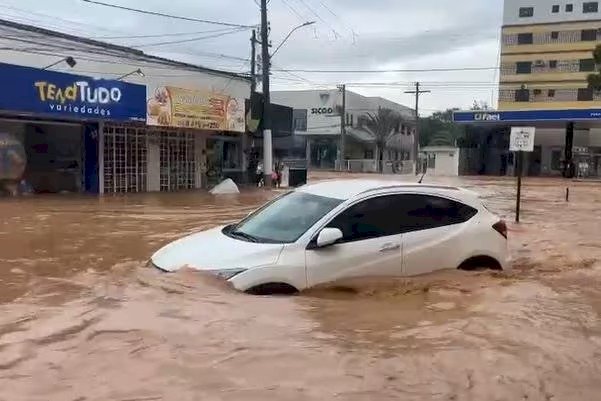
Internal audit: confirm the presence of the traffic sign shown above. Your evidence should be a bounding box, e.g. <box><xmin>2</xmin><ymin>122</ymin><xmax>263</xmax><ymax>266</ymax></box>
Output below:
<box><xmin>510</xmin><ymin>127</ymin><xmax>536</xmax><ymax>152</ymax></box>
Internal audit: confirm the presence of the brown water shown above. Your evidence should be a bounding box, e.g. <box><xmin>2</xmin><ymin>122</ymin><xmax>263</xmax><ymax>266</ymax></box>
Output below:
<box><xmin>1</xmin><ymin>173</ymin><xmax>601</xmax><ymax>400</ymax></box>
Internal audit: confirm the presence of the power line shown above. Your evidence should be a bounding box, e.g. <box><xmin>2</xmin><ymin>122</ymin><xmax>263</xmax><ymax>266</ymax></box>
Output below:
<box><xmin>94</xmin><ymin>28</ymin><xmax>244</xmax><ymax>40</ymax></box>
<box><xmin>280</xmin><ymin>0</ymin><xmax>306</xmax><ymax>22</ymax></box>
<box><xmin>294</xmin><ymin>0</ymin><xmax>342</xmax><ymax>38</ymax></box>
<box><xmin>81</xmin><ymin>0</ymin><xmax>257</xmax><ymax>28</ymax></box>
<box><xmin>132</xmin><ymin>28</ymin><xmax>248</xmax><ymax>47</ymax></box>
<box><xmin>273</xmin><ymin>66</ymin><xmax>500</xmax><ymax>73</ymax></box>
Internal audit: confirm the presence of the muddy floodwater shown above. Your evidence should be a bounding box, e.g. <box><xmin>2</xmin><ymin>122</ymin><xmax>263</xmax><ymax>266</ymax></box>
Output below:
<box><xmin>1</xmin><ymin>173</ymin><xmax>601</xmax><ymax>401</ymax></box>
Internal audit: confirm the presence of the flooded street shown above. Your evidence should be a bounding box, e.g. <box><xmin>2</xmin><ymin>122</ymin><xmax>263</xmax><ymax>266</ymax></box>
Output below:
<box><xmin>1</xmin><ymin>173</ymin><xmax>601</xmax><ymax>400</ymax></box>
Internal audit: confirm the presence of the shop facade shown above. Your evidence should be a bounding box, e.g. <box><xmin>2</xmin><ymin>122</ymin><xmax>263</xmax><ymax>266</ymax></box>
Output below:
<box><xmin>0</xmin><ymin>19</ymin><xmax>251</xmax><ymax>195</ymax></box>
<box><xmin>0</xmin><ymin>62</ymin><xmax>145</xmax><ymax>195</ymax></box>
<box><xmin>0</xmin><ymin>60</ymin><xmax>250</xmax><ymax>195</ymax></box>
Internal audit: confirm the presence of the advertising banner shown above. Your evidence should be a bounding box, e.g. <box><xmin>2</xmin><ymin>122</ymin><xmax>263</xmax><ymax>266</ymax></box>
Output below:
<box><xmin>146</xmin><ymin>86</ymin><xmax>245</xmax><ymax>133</ymax></box>
<box><xmin>0</xmin><ymin>62</ymin><xmax>146</xmax><ymax>122</ymax></box>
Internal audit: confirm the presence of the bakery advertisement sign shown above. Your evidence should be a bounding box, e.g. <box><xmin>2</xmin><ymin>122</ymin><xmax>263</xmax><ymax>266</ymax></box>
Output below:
<box><xmin>147</xmin><ymin>86</ymin><xmax>245</xmax><ymax>133</ymax></box>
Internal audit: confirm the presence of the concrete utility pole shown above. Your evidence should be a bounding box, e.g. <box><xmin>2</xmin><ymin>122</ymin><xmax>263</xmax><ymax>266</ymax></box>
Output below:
<box><xmin>250</xmin><ymin>30</ymin><xmax>257</xmax><ymax>93</ymax></box>
<box><xmin>405</xmin><ymin>82</ymin><xmax>430</xmax><ymax>175</ymax></box>
<box><xmin>260</xmin><ymin>0</ymin><xmax>273</xmax><ymax>187</ymax></box>
<box><xmin>337</xmin><ymin>84</ymin><xmax>346</xmax><ymax>171</ymax></box>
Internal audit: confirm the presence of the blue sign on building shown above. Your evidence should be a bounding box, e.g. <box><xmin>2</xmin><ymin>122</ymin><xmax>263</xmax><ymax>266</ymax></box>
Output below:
<box><xmin>0</xmin><ymin>62</ymin><xmax>146</xmax><ymax>122</ymax></box>
<box><xmin>453</xmin><ymin>109</ymin><xmax>601</xmax><ymax>123</ymax></box>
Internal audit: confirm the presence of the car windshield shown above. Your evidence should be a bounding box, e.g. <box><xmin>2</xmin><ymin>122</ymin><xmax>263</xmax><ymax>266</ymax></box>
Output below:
<box><xmin>230</xmin><ymin>191</ymin><xmax>343</xmax><ymax>244</ymax></box>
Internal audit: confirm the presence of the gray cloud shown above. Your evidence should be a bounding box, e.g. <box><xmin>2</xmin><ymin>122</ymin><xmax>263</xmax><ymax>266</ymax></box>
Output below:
<box><xmin>0</xmin><ymin>0</ymin><xmax>504</xmax><ymax>112</ymax></box>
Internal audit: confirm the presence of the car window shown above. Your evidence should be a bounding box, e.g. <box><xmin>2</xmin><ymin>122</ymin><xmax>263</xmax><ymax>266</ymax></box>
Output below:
<box><xmin>326</xmin><ymin>195</ymin><xmax>405</xmax><ymax>243</ymax></box>
<box><xmin>400</xmin><ymin>194</ymin><xmax>477</xmax><ymax>232</ymax></box>
<box><xmin>326</xmin><ymin>194</ymin><xmax>477</xmax><ymax>243</ymax></box>
<box><xmin>232</xmin><ymin>191</ymin><xmax>342</xmax><ymax>243</ymax></box>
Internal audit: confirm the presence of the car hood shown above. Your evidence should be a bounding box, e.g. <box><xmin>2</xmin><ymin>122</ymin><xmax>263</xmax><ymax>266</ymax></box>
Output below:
<box><xmin>151</xmin><ymin>226</ymin><xmax>284</xmax><ymax>272</ymax></box>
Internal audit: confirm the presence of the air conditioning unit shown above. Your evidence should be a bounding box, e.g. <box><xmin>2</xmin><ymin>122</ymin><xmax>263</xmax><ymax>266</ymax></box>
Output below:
<box><xmin>534</xmin><ymin>60</ymin><xmax>545</xmax><ymax>67</ymax></box>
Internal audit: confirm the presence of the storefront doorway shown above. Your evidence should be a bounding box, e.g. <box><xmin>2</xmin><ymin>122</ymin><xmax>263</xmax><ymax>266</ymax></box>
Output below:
<box><xmin>159</xmin><ymin>130</ymin><xmax>195</xmax><ymax>192</ymax></box>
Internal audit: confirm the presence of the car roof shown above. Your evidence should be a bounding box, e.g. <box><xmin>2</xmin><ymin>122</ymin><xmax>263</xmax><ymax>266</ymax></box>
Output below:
<box><xmin>296</xmin><ymin>179</ymin><xmax>482</xmax><ymax>205</ymax></box>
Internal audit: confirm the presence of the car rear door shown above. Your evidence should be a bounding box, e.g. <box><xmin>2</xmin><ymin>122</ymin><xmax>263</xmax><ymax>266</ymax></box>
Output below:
<box><xmin>305</xmin><ymin>194</ymin><xmax>405</xmax><ymax>288</ymax></box>
<box><xmin>398</xmin><ymin>194</ymin><xmax>478</xmax><ymax>276</ymax></box>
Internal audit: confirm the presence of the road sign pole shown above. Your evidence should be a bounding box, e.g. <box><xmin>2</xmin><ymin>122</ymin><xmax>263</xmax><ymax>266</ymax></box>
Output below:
<box><xmin>515</xmin><ymin>151</ymin><xmax>523</xmax><ymax>223</ymax></box>
<box><xmin>509</xmin><ymin>127</ymin><xmax>535</xmax><ymax>224</ymax></box>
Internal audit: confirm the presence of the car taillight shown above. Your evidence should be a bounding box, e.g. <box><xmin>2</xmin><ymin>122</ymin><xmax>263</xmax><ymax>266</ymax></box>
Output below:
<box><xmin>492</xmin><ymin>220</ymin><xmax>508</xmax><ymax>239</ymax></box>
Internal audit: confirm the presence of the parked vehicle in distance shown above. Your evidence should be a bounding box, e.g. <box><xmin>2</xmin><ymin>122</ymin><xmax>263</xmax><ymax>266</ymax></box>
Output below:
<box><xmin>150</xmin><ymin>179</ymin><xmax>510</xmax><ymax>294</ymax></box>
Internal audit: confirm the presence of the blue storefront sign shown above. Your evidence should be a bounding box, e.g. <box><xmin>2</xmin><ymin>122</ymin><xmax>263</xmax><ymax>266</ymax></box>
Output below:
<box><xmin>0</xmin><ymin>62</ymin><xmax>146</xmax><ymax>122</ymax></box>
<box><xmin>453</xmin><ymin>109</ymin><xmax>601</xmax><ymax>123</ymax></box>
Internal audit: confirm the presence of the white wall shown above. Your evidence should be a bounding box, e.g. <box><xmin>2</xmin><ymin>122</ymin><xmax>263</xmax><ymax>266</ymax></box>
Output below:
<box><xmin>271</xmin><ymin>89</ymin><xmax>342</xmax><ymax>136</ymax></box>
<box><xmin>423</xmin><ymin>147</ymin><xmax>459</xmax><ymax>176</ymax></box>
<box><xmin>271</xmin><ymin>89</ymin><xmax>415</xmax><ymax>137</ymax></box>
<box><xmin>534</xmin><ymin>128</ymin><xmax>591</xmax><ymax>147</ymax></box>
<box><xmin>504</xmin><ymin>0</ymin><xmax>601</xmax><ymax>26</ymax></box>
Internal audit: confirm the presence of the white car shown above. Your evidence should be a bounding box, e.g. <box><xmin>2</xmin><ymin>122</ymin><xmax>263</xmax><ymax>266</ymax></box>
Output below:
<box><xmin>151</xmin><ymin>179</ymin><xmax>509</xmax><ymax>294</ymax></box>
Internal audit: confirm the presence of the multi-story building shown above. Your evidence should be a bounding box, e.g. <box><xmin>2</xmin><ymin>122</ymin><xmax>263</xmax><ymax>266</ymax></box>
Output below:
<box><xmin>500</xmin><ymin>0</ymin><xmax>601</xmax><ymax>110</ymax></box>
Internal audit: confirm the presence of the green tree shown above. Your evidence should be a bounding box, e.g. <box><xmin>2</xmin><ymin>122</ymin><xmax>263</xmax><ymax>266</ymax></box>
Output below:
<box><xmin>364</xmin><ymin>108</ymin><xmax>403</xmax><ymax>172</ymax></box>
<box><xmin>419</xmin><ymin>108</ymin><xmax>464</xmax><ymax>147</ymax></box>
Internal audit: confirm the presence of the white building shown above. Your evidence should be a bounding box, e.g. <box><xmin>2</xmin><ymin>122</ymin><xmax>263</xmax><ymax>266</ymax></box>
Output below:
<box><xmin>271</xmin><ymin>89</ymin><xmax>415</xmax><ymax>172</ymax></box>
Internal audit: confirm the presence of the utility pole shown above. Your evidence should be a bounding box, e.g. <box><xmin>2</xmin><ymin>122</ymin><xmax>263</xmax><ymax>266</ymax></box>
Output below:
<box><xmin>337</xmin><ymin>84</ymin><xmax>346</xmax><ymax>171</ymax></box>
<box><xmin>250</xmin><ymin>29</ymin><xmax>257</xmax><ymax>93</ymax></box>
<box><xmin>260</xmin><ymin>0</ymin><xmax>273</xmax><ymax>187</ymax></box>
<box><xmin>405</xmin><ymin>82</ymin><xmax>430</xmax><ymax>175</ymax></box>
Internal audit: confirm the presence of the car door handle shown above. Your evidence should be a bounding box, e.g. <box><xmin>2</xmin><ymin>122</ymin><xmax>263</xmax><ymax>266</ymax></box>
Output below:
<box><xmin>379</xmin><ymin>243</ymin><xmax>400</xmax><ymax>252</ymax></box>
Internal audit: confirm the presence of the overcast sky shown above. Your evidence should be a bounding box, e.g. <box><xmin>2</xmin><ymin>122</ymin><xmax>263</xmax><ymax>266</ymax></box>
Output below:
<box><xmin>0</xmin><ymin>0</ymin><xmax>503</xmax><ymax>114</ymax></box>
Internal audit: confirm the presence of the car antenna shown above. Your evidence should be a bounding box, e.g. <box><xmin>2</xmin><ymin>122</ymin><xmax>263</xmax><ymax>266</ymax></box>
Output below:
<box><xmin>418</xmin><ymin>170</ymin><xmax>426</xmax><ymax>184</ymax></box>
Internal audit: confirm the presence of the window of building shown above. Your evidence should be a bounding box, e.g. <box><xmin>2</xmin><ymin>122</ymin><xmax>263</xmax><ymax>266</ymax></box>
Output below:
<box><xmin>519</xmin><ymin>7</ymin><xmax>534</xmax><ymax>17</ymax></box>
<box><xmin>566</xmin><ymin>4</ymin><xmax>574</xmax><ymax>12</ymax></box>
<box><xmin>515</xmin><ymin>88</ymin><xmax>530</xmax><ymax>102</ymax></box>
<box><xmin>551</xmin><ymin>150</ymin><xmax>562</xmax><ymax>171</ymax></box>
<box><xmin>583</xmin><ymin>2</ymin><xmax>599</xmax><ymax>13</ymax></box>
<box><xmin>516</xmin><ymin>61</ymin><xmax>533</xmax><ymax>74</ymax></box>
<box><xmin>517</xmin><ymin>33</ymin><xmax>534</xmax><ymax>44</ymax></box>
<box><xmin>293</xmin><ymin>109</ymin><xmax>307</xmax><ymax>132</ymax></box>
<box><xmin>581</xmin><ymin>29</ymin><xmax>598</xmax><ymax>41</ymax></box>
<box><xmin>580</xmin><ymin>58</ymin><xmax>596</xmax><ymax>72</ymax></box>
<box><xmin>549</xmin><ymin>60</ymin><xmax>558</xmax><ymax>69</ymax></box>
<box><xmin>551</xmin><ymin>31</ymin><xmax>560</xmax><ymax>39</ymax></box>
<box><xmin>364</xmin><ymin>150</ymin><xmax>374</xmax><ymax>159</ymax></box>
<box><xmin>533</xmin><ymin>89</ymin><xmax>542</xmax><ymax>95</ymax></box>
<box><xmin>548</xmin><ymin>89</ymin><xmax>556</xmax><ymax>97</ymax></box>
<box><xmin>552</xmin><ymin>4</ymin><xmax>560</xmax><ymax>12</ymax></box>
<box><xmin>578</xmin><ymin>88</ymin><xmax>594</xmax><ymax>101</ymax></box>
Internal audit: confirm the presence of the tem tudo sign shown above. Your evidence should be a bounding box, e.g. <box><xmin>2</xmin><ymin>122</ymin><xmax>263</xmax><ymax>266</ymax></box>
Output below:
<box><xmin>510</xmin><ymin>127</ymin><xmax>536</xmax><ymax>152</ymax></box>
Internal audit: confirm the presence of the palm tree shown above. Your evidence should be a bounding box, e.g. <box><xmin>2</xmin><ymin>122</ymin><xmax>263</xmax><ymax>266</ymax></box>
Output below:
<box><xmin>363</xmin><ymin>108</ymin><xmax>403</xmax><ymax>172</ymax></box>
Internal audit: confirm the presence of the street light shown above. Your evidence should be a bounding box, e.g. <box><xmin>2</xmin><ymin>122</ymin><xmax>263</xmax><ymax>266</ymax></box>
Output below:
<box><xmin>117</xmin><ymin>69</ymin><xmax>145</xmax><ymax>80</ymax></box>
<box><xmin>43</xmin><ymin>56</ymin><xmax>77</xmax><ymax>70</ymax></box>
<box><xmin>271</xmin><ymin>21</ymin><xmax>315</xmax><ymax>58</ymax></box>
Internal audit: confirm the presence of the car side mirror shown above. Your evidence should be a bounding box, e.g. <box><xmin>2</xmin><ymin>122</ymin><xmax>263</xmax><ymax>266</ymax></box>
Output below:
<box><xmin>316</xmin><ymin>228</ymin><xmax>343</xmax><ymax>248</ymax></box>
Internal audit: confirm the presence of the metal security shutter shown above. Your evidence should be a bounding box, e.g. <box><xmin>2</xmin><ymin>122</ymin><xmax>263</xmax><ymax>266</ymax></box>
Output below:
<box><xmin>103</xmin><ymin>124</ymin><xmax>148</xmax><ymax>193</ymax></box>
<box><xmin>159</xmin><ymin>130</ymin><xmax>196</xmax><ymax>191</ymax></box>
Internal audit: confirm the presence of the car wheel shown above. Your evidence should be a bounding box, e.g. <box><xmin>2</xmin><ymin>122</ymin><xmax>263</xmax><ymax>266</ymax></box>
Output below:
<box><xmin>458</xmin><ymin>256</ymin><xmax>502</xmax><ymax>271</ymax></box>
<box><xmin>245</xmin><ymin>283</ymin><xmax>299</xmax><ymax>296</ymax></box>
